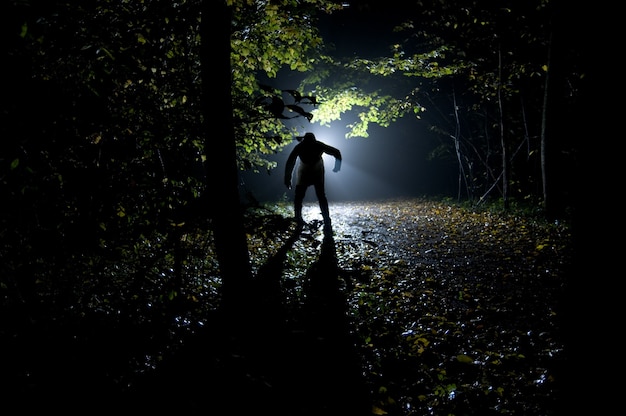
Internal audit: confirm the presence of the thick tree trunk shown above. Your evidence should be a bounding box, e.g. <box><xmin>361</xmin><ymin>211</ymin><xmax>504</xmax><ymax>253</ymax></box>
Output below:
<box><xmin>200</xmin><ymin>1</ymin><xmax>253</xmax><ymax>312</ymax></box>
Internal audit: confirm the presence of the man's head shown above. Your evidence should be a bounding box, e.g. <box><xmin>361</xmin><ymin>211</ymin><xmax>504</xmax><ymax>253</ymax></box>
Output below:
<box><xmin>295</xmin><ymin>132</ymin><xmax>316</xmax><ymax>142</ymax></box>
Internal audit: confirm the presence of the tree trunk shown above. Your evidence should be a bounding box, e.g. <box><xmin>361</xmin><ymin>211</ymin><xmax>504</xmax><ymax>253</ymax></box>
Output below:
<box><xmin>200</xmin><ymin>0</ymin><xmax>253</xmax><ymax>313</ymax></box>
<box><xmin>540</xmin><ymin>31</ymin><xmax>552</xmax><ymax>217</ymax></box>
<box><xmin>496</xmin><ymin>47</ymin><xmax>509</xmax><ymax>210</ymax></box>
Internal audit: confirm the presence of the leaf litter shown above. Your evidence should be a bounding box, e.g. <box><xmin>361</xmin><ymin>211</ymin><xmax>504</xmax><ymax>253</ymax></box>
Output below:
<box><xmin>3</xmin><ymin>197</ymin><xmax>572</xmax><ymax>415</ymax></box>
<box><xmin>241</xmin><ymin>197</ymin><xmax>572</xmax><ymax>415</ymax></box>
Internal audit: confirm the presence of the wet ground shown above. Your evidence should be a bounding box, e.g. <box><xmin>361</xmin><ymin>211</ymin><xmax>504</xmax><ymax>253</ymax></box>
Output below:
<box><xmin>4</xmin><ymin>198</ymin><xmax>574</xmax><ymax>415</ymax></box>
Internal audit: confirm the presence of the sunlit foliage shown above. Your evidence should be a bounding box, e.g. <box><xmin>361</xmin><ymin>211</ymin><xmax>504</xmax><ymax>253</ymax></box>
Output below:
<box><xmin>1</xmin><ymin>1</ymin><xmax>580</xmax><ymax>411</ymax></box>
<box><xmin>295</xmin><ymin>0</ymin><xmax>580</xmax><ymax>208</ymax></box>
<box><xmin>229</xmin><ymin>0</ymin><xmax>344</xmax><ymax>172</ymax></box>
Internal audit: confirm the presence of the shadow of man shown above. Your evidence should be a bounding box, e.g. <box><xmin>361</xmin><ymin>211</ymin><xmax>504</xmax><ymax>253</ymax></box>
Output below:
<box><xmin>123</xmin><ymin>222</ymin><xmax>372</xmax><ymax>415</ymax></box>
<box><xmin>289</xmin><ymin>233</ymin><xmax>371</xmax><ymax>415</ymax></box>
<box><xmin>302</xmin><ymin>233</ymin><xmax>347</xmax><ymax>334</ymax></box>
<box><xmin>240</xmin><ymin>225</ymin><xmax>371</xmax><ymax>415</ymax></box>
<box><xmin>251</xmin><ymin>221</ymin><xmax>303</xmax><ymax>327</ymax></box>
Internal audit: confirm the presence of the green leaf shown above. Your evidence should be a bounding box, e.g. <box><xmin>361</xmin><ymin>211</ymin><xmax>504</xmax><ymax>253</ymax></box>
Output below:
<box><xmin>456</xmin><ymin>354</ymin><xmax>474</xmax><ymax>364</ymax></box>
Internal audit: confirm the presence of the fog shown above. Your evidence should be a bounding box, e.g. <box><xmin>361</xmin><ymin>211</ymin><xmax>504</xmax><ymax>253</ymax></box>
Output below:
<box><xmin>241</xmin><ymin>119</ymin><xmax>457</xmax><ymax>204</ymax></box>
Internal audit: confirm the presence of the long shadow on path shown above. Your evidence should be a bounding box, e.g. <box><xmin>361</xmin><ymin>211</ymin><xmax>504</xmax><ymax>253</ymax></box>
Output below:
<box><xmin>123</xmin><ymin>222</ymin><xmax>371</xmax><ymax>415</ymax></box>
<box><xmin>240</xmin><ymin>223</ymin><xmax>372</xmax><ymax>415</ymax></box>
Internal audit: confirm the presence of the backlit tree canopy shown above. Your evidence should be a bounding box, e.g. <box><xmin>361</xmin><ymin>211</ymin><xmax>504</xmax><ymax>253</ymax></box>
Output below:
<box><xmin>3</xmin><ymin>0</ymin><xmax>580</xmax><ymax>253</ymax></box>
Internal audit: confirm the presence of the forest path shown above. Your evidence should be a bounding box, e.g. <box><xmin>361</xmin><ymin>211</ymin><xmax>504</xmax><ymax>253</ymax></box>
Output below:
<box><xmin>5</xmin><ymin>198</ymin><xmax>573</xmax><ymax>415</ymax></box>
<box><xmin>132</xmin><ymin>198</ymin><xmax>572</xmax><ymax>415</ymax></box>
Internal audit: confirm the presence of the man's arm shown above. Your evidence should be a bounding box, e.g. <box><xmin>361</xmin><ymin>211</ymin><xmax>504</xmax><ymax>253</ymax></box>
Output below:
<box><xmin>284</xmin><ymin>147</ymin><xmax>298</xmax><ymax>188</ymax></box>
<box><xmin>322</xmin><ymin>143</ymin><xmax>342</xmax><ymax>172</ymax></box>
<box><xmin>332</xmin><ymin>157</ymin><xmax>342</xmax><ymax>173</ymax></box>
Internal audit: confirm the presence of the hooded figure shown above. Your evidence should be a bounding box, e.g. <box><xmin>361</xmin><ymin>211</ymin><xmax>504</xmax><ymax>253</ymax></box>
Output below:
<box><xmin>284</xmin><ymin>132</ymin><xmax>342</xmax><ymax>231</ymax></box>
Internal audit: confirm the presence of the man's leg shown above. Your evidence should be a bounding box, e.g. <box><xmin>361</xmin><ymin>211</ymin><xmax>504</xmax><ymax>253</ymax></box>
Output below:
<box><xmin>294</xmin><ymin>185</ymin><xmax>306</xmax><ymax>223</ymax></box>
<box><xmin>313</xmin><ymin>182</ymin><xmax>331</xmax><ymax>225</ymax></box>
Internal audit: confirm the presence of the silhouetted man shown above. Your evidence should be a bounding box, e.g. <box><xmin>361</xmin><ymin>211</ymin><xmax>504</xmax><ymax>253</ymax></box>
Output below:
<box><xmin>284</xmin><ymin>132</ymin><xmax>341</xmax><ymax>231</ymax></box>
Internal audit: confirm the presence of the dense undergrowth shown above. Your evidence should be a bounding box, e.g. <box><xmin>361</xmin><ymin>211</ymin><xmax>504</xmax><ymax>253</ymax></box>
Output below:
<box><xmin>1</xmin><ymin>197</ymin><xmax>573</xmax><ymax>415</ymax></box>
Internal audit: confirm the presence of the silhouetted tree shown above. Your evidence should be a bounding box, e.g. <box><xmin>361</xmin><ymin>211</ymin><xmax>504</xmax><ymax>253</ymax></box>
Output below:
<box><xmin>200</xmin><ymin>0</ymin><xmax>252</xmax><ymax>312</ymax></box>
